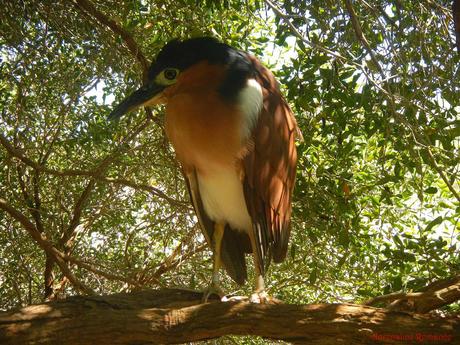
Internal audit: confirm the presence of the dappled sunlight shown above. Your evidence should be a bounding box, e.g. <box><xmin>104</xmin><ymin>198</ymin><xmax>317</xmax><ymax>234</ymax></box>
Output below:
<box><xmin>1</xmin><ymin>0</ymin><xmax>459</xmax><ymax>343</ymax></box>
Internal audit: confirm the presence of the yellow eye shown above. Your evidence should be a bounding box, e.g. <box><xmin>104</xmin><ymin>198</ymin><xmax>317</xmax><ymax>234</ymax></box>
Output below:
<box><xmin>156</xmin><ymin>68</ymin><xmax>179</xmax><ymax>85</ymax></box>
<box><xmin>164</xmin><ymin>68</ymin><xmax>178</xmax><ymax>80</ymax></box>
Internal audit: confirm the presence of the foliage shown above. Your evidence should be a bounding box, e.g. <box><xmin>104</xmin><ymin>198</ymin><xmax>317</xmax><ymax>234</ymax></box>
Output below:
<box><xmin>0</xmin><ymin>0</ymin><xmax>459</xmax><ymax>338</ymax></box>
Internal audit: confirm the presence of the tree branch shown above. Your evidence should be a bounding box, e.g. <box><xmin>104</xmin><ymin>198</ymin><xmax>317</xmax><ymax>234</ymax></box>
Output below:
<box><xmin>343</xmin><ymin>0</ymin><xmax>460</xmax><ymax>203</ymax></box>
<box><xmin>344</xmin><ymin>0</ymin><xmax>384</xmax><ymax>75</ymax></box>
<box><xmin>264</xmin><ymin>0</ymin><xmax>357</xmax><ymax>65</ymax></box>
<box><xmin>0</xmin><ymin>123</ymin><xmax>183</xmax><ymax>208</ymax></box>
<box><xmin>0</xmin><ymin>197</ymin><xmax>137</xmax><ymax>293</ymax></box>
<box><xmin>0</xmin><ymin>288</ymin><xmax>458</xmax><ymax>344</ymax></box>
<box><xmin>393</xmin><ymin>275</ymin><xmax>460</xmax><ymax>313</ymax></box>
<box><xmin>363</xmin><ymin>274</ymin><xmax>460</xmax><ymax>313</ymax></box>
<box><xmin>453</xmin><ymin>0</ymin><xmax>460</xmax><ymax>53</ymax></box>
<box><xmin>70</xmin><ymin>0</ymin><xmax>149</xmax><ymax>80</ymax></box>
<box><xmin>0</xmin><ymin>198</ymin><xmax>94</xmax><ymax>295</ymax></box>
<box><xmin>104</xmin><ymin>177</ymin><xmax>189</xmax><ymax>208</ymax></box>
<box><xmin>63</xmin><ymin>255</ymin><xmax>143</xmax><ymax>289</ymax></box>
<box><xmin>363</xmin><ymin>291</ymin><xmax>423</xmax><ymax>307</ymax></box>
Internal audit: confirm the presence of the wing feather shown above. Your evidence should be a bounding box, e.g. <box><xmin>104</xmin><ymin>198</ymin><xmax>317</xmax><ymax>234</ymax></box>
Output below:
<box><xmin>242</xmin><ymin>55</ymin><xmax>299</xmax><ymax>274</ymax></box>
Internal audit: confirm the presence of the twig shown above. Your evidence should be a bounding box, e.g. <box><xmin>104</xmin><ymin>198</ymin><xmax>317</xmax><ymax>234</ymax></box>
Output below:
<box><xmin>0</xmin><ymin>197</ymin><xmax>144</xmax><ymax>291</ymax></box>
<box><xmin>59</xmin><ymin>153</ymin><xmax>115</xmax><ymax>250</ymax></box>
<box><xmin>138</xmin><ymin>225</ymin><xmax>207</xmax><ymax>284</ymax></box>
<box><xmin>105</xmin><ymin>177</ymin><xmax>189</xmax><ymax>208</ymax></box>
<box><xmin>150</xmin><ymin>244</ymin><xmax>207</xmax><ymax>283</ymax></box>
<box><xmin>264</xmin><ymin>0</ymin><xmax>358</xmax><ymax>66</ymax></box>
<box><xmin>343</xmin><ymin>0</ymin><xmax>460</xmax><ymax>203</ymax></box>
<box><xmin>0</xmin><ymin>131</ymin><xmax>184</xmax><ymax>207</ymax></box>
<box><xmin>64</xmin><ymin>254</ymin><xmax>145</xmax><ymax>288</ymax></box>
<box><xmin>16</xmin><ymin>166</ymin><xmax>56</xmax><ymax>299</ymax></box>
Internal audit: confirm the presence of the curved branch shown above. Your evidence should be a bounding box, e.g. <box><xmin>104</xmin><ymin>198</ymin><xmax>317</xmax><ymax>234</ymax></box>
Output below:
<box><xmin>1</xmin><ymin>123</ymin><xmax>182</xmax><ymax>208</ymax></box>
<box><xmin>363</xmin><ymin>275</ymin><xmax>460</xmax><ymax>313</ymax></box>
<box><xmin>70</xmin><ymin>0</ymin><xmax>149</xmax><ymax>80</ymax></box>
<box><xmin>0</xmin><ymin>198</ymin><xmax>94</xmax><ymax>295</ymax></box>
<box><xmin>0</xmin><ymin>288</ymin><xmax>458</xmax><ymax>345</ymax></box>
<box><xmin>363</xmin><ymin>291</ymin><xmax>424</xmax><ymax>307</ymax></box>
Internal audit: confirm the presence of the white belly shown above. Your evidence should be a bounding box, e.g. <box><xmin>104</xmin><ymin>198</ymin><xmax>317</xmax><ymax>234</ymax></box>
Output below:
<box><xmin>197</xmin><ymin>167</ymin><xmax>252</xmax><ymax>232</ymax></box>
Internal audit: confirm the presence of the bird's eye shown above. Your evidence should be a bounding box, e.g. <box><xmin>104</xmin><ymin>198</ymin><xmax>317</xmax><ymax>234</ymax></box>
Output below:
<box><xmin>164</xmin><ymin>68</ymin><xmax>178</xmax><ymax>80</ymax></box>
<box><xmin>155</xmin><ymin>68</ymin><xmax>180</xmax><ymax>86</ymax></box>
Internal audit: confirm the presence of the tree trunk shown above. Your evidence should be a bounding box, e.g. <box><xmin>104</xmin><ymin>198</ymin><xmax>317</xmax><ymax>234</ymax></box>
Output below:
<box><xmin>0</xmin><ymin>288</ymin><xmax>458</xmax><ymax>344</ymax></box>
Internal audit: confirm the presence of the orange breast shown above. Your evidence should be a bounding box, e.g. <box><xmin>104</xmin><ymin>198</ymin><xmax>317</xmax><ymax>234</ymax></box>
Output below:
<box><xmin>163</xmin><ymin>63</ymin><xmax>244</xmax><ymax>174</ymax></box>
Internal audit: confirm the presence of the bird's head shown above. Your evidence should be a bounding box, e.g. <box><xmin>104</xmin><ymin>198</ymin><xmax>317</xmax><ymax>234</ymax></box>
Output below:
<box><xmin>108</xmin><ymin>37</ymin><xmax>250</xmax><ymax>121</ymax></box>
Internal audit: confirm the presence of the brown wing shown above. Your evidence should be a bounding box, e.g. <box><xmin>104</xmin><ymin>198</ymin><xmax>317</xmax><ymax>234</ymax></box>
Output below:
<box><xmin>184</xmin><ymin>169</ymin><xmax>251</xmax><ymax>285</ymax></box>
<box><xmin>242</xmin><ymin>55</ymin><xmax>299</xmax><ymax>274</ymax></box>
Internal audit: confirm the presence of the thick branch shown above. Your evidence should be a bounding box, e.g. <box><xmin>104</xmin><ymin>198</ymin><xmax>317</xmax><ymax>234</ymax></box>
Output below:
<box><xmin>393</xmin><ymin>275</ymin><xmax>460</xmax><ymax>313</ymax></box>
<box><xmin>0</xmin><ymin>288</ymin><xmax>458</xmax><ymax>345</ymax></box>
<box><xmin>363</xmin><ymin>291</ymin><xmax>423</xmax><ymax>307</ymax></box>
<box><xmin>363</xmin><ymin>275</ymin><xmax>460</xmax><ymax>314</ymax></box>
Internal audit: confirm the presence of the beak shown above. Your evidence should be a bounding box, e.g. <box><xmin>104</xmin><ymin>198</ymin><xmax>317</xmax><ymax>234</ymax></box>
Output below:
<box><xmin>107</xmin><ymin>82</ymin><xmax>165</xmax><ymax>121</ymax></box>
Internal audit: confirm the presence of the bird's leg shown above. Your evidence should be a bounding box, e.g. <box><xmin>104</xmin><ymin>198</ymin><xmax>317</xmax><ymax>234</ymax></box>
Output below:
<box><xmin>202</xmin><ymin>222</ymin><xmax>225</xmax><ymax>302</ymax></box>
<box><xmin>250</xmin><ymin>258</ymin><xmax>269</xmax><ymax>303</ymax></box>
<box><xmin>248</xmin><ymin>228</ymin><xmax>269</xmax><ymax>303</ymax></box>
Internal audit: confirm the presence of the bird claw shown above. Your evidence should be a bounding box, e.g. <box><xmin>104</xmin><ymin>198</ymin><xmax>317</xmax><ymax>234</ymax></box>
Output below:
<box><xmin>201</xmin><ymin>284</ymin><xmax>224</xmax><ymax>303</ymax></box>
<box><xmin>250</xmin><ymin>290</ymin><xmax>269</xmax><ymax>303</ymax></box>
<box><xmin>221</xmin><ymin>293</ymin><xmax>280</xmax><ymax>304</ymax></box>
<box><xmin>221</xmin><ymin>295</ymin><xmax>248</xmax><ymax>302</ymax></box>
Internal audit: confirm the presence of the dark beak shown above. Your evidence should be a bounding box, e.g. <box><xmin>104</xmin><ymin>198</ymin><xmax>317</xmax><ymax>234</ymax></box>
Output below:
<box><xmin>107</xmin><ymin>83</ymin><xmax>165</xmax><ymax>121</ymax></box>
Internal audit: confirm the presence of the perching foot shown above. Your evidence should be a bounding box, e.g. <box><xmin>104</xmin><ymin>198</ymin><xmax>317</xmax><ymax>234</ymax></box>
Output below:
<box><xmin>201</xmin><ymin>283</ymin><xmax>224</xmax><ymax>303</ymax></box>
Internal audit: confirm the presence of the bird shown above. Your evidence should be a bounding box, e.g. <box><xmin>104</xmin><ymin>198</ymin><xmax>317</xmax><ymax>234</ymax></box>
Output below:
<box><xmin>109</xmin><ymin>37</ymin><xmax>299</xmax><ymax>302</ymax></box>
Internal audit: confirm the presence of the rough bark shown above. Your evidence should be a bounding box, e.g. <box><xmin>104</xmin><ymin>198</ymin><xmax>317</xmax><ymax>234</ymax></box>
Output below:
<box><xmin>363</xmin><ymin>274</ymin><xmax>460</xmax><ymax>314</ymax></box>
<box><xmin>0</xmin><ymin>288</ymin><xmax>458</xmax><ymax>344</ymax></box>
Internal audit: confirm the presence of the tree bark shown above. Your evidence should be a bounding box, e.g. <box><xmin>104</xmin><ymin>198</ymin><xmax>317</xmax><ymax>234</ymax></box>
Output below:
<box><xmin>0</xmin><ymin>288</ymin><xmax>458</xmax><ymax>344</ymax></box>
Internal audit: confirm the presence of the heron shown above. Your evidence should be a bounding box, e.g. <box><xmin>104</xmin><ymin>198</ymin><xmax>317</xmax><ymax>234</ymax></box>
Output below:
<box><xmin>109</xmin><ymin>37</ymin><xmax>299</xmax><ymax>302</ymax></box>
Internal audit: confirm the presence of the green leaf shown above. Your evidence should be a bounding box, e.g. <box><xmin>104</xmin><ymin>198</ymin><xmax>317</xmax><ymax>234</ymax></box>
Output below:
<box><xmin>424</xmin><ymin>187</ymin><xmax>438</xmax><ymax>194</ymax></box>
<box><xmin>424</xmin><ymin>216</ymin><xmax>443</xmax><ymax>233</ymax></box>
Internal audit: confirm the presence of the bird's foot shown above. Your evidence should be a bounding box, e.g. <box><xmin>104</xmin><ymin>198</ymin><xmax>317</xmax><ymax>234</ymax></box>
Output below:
<box><xmin>250</xmin><ymin>290</ymin><xmax>270</xmax><ymax>303</ymax></box>
<box><xmin>201</xmin><ymin>283</ymin><xmax>224</xmax><ymax>303</ymax></box>
<box><xmin>221</xmin><ymin>295</ymin><xmax>248</xmax><ymax>302</ymax></box>
<box><xmin>249</xmin><ymin>291</ymin><xmax>282</xmax><ymax>304</ymax></box>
